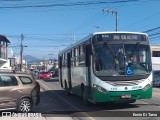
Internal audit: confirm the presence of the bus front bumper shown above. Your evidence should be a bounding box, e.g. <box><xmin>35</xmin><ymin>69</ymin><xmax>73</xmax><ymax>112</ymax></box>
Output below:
<box><xmin>91</xmin><ymin>86</ymin><xmax>152</xmax><ymax>103</ymax></box>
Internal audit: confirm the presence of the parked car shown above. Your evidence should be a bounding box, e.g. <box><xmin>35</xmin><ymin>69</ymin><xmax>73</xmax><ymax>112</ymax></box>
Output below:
<box><xmin>39</xmin><ymin>71</ymin><xmax>51</xmax><ymax>79</ymax></box>
<box><xmin>153</xmin><ymin>70</ymin><xmax>160</xmax><ymax>87</ymax></box>
<box><xmin>0</xmin><ymin>71</ymin><xmax>40</xmax><ymax>112</ymax></box>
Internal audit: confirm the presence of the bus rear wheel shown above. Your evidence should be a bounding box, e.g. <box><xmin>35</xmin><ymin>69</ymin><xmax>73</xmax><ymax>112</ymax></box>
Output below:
<box><xmin>65</xmin><ymin>81</ymin><xmax>71</xmax><ymax>96</ymax></box>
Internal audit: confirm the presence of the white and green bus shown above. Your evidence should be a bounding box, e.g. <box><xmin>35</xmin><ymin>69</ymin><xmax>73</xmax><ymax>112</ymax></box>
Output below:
<box><xmin>58</xmin><ymin>32</ymin><xmax>152</xmax><ymax>105</ymax></box>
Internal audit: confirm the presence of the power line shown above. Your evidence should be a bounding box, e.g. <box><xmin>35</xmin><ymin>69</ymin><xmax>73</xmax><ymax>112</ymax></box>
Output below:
<box><xmin>0</xmin><ymin>0</ymin><xmax>140</xmax><ymax>9</ymax></box>
<box><xmin>71</xmin><ymin>11</ymin><xmax>104</xmax><ymax>32</ymax></box>
<box><xmin>150</xmin><ymin>35</ymin><xmax>160</xmax><ymax>40</ymax></box>
<box><xmin>0</xmin><ymin>0</ymin><xmax>157</xmax><ymax>13</ymax></box>
<box><xmin>70</xmin><ymin>0</ymin><xmax>141</xmax><ymax>33</ymax></box>
<box><xmin>121</xmin><ymin>11</ymin><xmax>160</xmax><ymax>30</ymax></box>
<box><xmin>20</xmin><ymin>44</ymin><xmax>69</xmax><ymax>47</ymax></box>
<box><xmin>143</xmin><ymin>26</ymin><xmax>160</xmax><ymax>33</ymax></box>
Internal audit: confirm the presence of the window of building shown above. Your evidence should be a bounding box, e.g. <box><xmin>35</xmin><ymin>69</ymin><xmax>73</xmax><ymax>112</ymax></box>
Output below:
<box><xmin>153</xmin><ymin>51</ymin><xmax>160</xmax><ymax>57</ymax></box>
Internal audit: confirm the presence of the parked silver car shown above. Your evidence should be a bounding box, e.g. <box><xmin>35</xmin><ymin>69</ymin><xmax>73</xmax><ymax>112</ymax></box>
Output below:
<box><xmin>0</xmin><ymin>71</ymin><xmax>40</xmax><ymax>112</ymax></box>
<box><xmin>153</xmin><ymin>70</ymin><xmax>160</xmax><ymax>87</ymax></box>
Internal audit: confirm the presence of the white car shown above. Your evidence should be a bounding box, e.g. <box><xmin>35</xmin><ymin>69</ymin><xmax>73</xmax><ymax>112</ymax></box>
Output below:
<box><xmin>153</xmin><ymin>71</ymin><xmax>160</xmax><ymax>87</ymax></box>
<box><xmin>153</xmin><ymin>79</ymin><xmax>160</xmax><ymax>87</ymax></box>
<box><xmin>33</xmin><ymin>70</ymin><xmax>38</xmax><ymax>76</ymax></box>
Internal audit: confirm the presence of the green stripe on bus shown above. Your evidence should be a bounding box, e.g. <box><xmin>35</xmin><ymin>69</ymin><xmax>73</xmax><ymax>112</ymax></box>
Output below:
<box><xmin>90</xmin><ymin>86</ymin><xmax>152</xmax><ymax>103</ymax></box>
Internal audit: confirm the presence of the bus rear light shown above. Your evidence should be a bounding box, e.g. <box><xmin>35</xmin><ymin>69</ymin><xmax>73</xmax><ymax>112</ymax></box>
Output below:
<box><xmin>93</xmin><ymin>84</ymin><xmax>108</xmax><ymax>94</ymax></box>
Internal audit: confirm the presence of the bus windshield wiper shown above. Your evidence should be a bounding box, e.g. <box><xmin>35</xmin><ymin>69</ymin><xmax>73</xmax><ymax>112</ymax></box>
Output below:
<box><xmin>103</xmin><ymin>42</ymin><xmax>126</xmax><ymax>75</ymax></box>
<box><xmin>104</xmin><ymin>42</ymin><xmax>117</xmax><ymax>62</ymax></box>
<box><xmin>103</xmin><ymin>42</ymin><xmax>118</xmax><ymax>64</ymax></box>
<box><xmin>130</xmin><ymin>42</ymin><xmax>140</xmax><ymax>56</ymax></box>
<box><xmin>103</xmin><ymin>42</ymin><xmax>124</xmax><ymax>74</ymax></box>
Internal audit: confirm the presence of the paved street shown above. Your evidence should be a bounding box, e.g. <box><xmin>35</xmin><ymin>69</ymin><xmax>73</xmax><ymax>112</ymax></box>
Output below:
<box><xmin>29</xmin><ymin>78</ymin><xmax>160</xmax><ymax>120</ymax></box>
<box><xmin>0</xmin><ymin>77</ymin><xmax>159</xmax><ymax>120</ymax></box>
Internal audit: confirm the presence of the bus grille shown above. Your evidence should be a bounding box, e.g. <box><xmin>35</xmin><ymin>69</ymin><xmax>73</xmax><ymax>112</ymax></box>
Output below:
<box><xmin>106</xmin><ymin>80</ymin><xmax>145</xmax><ymax>86</ymax></box>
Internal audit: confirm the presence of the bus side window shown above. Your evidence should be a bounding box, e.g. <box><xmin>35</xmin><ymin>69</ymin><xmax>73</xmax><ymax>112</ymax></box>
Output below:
<box><xmin>78</xmin><ymin>44</ymin><xmax>85</xmax><ymax>66</ymax></box>
<box><xmin>59</xmin><ymin>56</ymin><xmax>62</xmax><ymax>69</ymax></box>
<box><xmin>71</xmin><ymin>49</ymin><xmax>74</xmax><ymax>66</ymax></box>
<box><xmin>67</xmin><ymin>52</ymin><xmax>71</xmax><ymax>68</ymax></box>
<box><xmin>86</xmin><ymin>44</ymin><xmax>91</xmax><ymax>67</ymax></box>
<box><xmin>74</xmin><ymin>48</ymin><xmax>76</xmax><ymax>66</ymax></box>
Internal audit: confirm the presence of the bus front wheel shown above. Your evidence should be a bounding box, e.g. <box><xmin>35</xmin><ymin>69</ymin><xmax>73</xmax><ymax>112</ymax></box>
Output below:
<box><xmin>127</xmin><ymin>99</ymin><xmax>136</xmax><ymax>104</ymax></box>
<box><xmin>82</xmin><ymin>88</ymin><xmax>89</xmax><ymax>105</ymax></box>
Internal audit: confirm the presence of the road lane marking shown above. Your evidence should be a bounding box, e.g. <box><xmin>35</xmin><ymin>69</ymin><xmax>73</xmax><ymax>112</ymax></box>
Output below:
<box><xmin>38</xmin><ymin>81</ymin><xmax>96</xmax><ymax>120</ymax></box>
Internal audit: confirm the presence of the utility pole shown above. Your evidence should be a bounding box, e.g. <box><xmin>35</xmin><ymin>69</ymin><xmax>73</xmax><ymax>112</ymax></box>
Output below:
<box><xmin>48</xmin><ymin>53</ymin><xmax>54</xmax><ymax>64</ymax></box>
<box><xmin>103</xmin><ymin>8</ymin><xmax>118</xmax><ymax>31</ymax></box>
<box><xmin>20</xmin><ymin>34</ymin><xmax>24</xmax><ymax>71</ymax></box>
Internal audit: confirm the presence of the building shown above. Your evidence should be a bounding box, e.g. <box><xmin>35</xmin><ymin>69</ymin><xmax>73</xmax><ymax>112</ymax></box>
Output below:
<box><xmin>150</xmin><ymin>45</ymin><xmax>160</xmax><ymax>70</ymax></box>
<box><xmin>0</xmin><ymin>35</ymin><xmax>11</xmax><ymax>69</ymax></box>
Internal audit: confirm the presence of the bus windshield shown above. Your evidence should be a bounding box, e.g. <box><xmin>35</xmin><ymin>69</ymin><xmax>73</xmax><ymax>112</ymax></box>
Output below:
<box><xmin>94</xmin><ymin>44</ymin><xmax>151</xmax><ymax>76</ymax></box>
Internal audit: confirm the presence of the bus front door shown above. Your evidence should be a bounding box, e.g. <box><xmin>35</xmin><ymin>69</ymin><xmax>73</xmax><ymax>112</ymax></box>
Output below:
<box><xmin>59</xmin><ymin>56</ymin><xmax>63</xmax><ymax>87</ymax></box>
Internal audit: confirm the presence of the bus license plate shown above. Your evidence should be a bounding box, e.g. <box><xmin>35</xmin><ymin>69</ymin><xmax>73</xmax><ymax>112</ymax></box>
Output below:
<box><xmin>121</xmin><ymin>94</ymin><xmax>131</xmax><ymax>98</ymax></box>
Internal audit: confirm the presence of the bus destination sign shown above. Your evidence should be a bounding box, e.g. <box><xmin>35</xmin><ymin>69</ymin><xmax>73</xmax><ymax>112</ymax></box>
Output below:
<box><xmin>113</xmin><ymin>34</ymin><xmax>138</xmax><ymax>40</ymax></box>
<box><xmin>99</xmin><ymin>33</ymin><xmax>146</xmax><ymax>41</ymax></box>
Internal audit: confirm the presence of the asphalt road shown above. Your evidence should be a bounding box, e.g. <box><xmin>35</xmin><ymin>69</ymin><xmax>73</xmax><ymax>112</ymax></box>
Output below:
<box><xmin>32</xmin><ymin>78</ymin><xmax>160</xmax><ymax>120</ymax></box>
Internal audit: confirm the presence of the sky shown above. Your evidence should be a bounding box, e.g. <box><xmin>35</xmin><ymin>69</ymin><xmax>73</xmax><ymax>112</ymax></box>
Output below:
<box><xmin>0</xmin><ymin>0</ymin><xmax>160</xmax><ymax>60</ymax></box>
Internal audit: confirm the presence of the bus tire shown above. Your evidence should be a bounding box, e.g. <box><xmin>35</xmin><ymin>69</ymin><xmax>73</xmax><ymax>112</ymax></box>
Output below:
<box><xmin>128</xmin><ymin>100</ymin><xmax>136</xmax><ymax>103</ymax></box>
<box><xmin>82</xmin><ymin>88</ymin><xmax>89</xmax><ymax>106</ymax></box>
<box><xmin>123</xmin><ymin>99</ymin><xmax>136</xmax><ymax>104</ymax></box>
<box><xmin>65</xmin><ymin>81</ymin><xmax>71</xmax><ymax>96</ymax></box>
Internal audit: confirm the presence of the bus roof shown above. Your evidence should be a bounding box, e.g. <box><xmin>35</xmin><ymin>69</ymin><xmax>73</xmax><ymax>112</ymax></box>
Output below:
<box><xmin>59</xmin><ymin>31</ymin><xmax>148</xmax><ymax>55</ymax></box>
<box><xmin>92</xmin><ymin>31</ymin><xmax>148</xmax><ymax>36</ymax></box>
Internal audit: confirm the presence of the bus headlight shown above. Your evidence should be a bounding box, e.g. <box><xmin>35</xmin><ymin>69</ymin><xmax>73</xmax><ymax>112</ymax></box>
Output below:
<box><xmin>93</xmin><ymin>84</ymin><xmax>108</xmax><ymax>94</ymax></box>
<box><xmin>142</xmin><ymin>84</ymin><xmax>151</xmax><ymax>91</ymax></box>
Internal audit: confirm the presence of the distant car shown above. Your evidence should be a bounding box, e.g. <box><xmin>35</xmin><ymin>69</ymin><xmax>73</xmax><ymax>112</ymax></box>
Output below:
<box><xmin>32</xmin><ymin>70</ymin><xmax>38</xmax><ymax>76</ymax></box>
<box><xmin>153</xmin><ymin>70</ymin><xmax>160</xmax><ymax>87</ymax></box>
<box><xmin>39</xmin><ymin>72</ymin><xmax>51</xmax><ymax>79</ymax></box>
<box><xmin>50</xmin><ymin>71</ymin><xmax>55</xmax><ymax>77</ymax></box>
<box><xmin>0</xmin><ymin>71</ymin><xmax>40</xmax><ymax>112</ymax></box>
<box><xmin>50</xmin><ymin>69</ymin><xmax>59</xmax><ymax>77</ymax></box>
<box><xmin>54</xmin><ymin>69</ymin><xmax>59</xmax><ymax>76</ymax></box>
